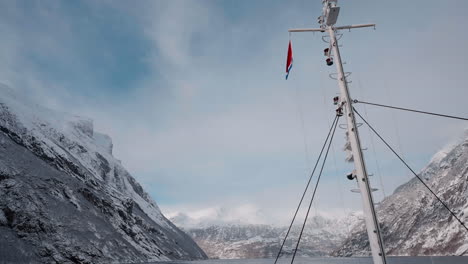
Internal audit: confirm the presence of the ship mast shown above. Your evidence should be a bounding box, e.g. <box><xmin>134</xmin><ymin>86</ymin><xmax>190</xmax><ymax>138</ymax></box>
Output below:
<box><xmin>289</xmin><ymin>1</ymin><xmax>387</xmax><ymax>264</ymax></box>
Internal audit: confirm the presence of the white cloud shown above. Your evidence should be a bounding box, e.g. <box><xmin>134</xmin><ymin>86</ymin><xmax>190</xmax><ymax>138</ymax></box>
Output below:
<box><xmin>163</xmin><ymin>201</ymin><xmax>356</xmax><ymax>227</ymax></box>
<box><xmin>165</xmin><ymin>204</ymin><xmax>269</xmax><ymax>225</ymax></box>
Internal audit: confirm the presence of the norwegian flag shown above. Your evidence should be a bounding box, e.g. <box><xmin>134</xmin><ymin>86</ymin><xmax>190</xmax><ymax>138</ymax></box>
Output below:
<box><xmin>285</xmin><ymin>40</ymin><xmax>293</xmax><ymax>80</ymax></box>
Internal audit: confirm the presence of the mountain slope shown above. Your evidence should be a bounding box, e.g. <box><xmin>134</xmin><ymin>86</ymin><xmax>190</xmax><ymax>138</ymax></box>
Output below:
<box><xmin>0</xmin><ymin>85</ymin><xmax>207</xmax><ymax>263</ymax></box>
<box><xmin>334</xmin><ymin>132</ymin><xmax>468</xmax><ymax>256</ymax></box>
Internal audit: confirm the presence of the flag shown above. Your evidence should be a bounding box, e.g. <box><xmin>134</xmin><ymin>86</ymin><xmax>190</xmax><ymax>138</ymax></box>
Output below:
<box><xmin>285</xmin><ymin>40</ymin><xmax>293</xmax><ymax>80</ymax></box>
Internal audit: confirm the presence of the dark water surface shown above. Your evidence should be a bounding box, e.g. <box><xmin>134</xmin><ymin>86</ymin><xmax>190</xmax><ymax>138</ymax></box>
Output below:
<box><xmin>147</xmin><ymin>257</ymin><xmax>468</xmax><ymax>264</ymax></box>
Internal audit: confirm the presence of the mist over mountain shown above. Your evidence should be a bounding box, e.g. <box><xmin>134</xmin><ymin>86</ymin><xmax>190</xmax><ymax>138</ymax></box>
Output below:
<box><xmin>0</xmin><ymin>85</ymin><xmax>207</xmax><ymax>263</ymax></box>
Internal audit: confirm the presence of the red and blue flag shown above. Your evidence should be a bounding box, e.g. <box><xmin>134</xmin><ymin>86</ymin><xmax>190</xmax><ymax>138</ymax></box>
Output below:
<box><xmin>285</xmin><ymin>40</ymin><xmax>293</xmax><ymax>80</ymax></box>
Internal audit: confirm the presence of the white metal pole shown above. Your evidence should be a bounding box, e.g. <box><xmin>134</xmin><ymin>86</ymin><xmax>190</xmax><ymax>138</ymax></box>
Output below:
<box><xmin>328</xmin><ymin>27</ymin><xmax>387</xmax><ymax>264</ymax></box>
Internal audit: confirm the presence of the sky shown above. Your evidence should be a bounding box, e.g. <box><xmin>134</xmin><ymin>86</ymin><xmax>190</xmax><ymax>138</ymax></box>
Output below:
<box><xmin>0</xmin><ymin>0</ymin><xmax>468</xmax><ymax>226</ymax></box>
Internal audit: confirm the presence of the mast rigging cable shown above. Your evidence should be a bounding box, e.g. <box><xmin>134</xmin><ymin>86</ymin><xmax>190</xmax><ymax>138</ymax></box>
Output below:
<box><xmin>290</xmin><ymin>115</ymin><xmax>340</xmax><ymax>264</ymax></box>
<box><xmin>353</xmin><ymin>107</ymin><xmax>468</xmax><ymax>233</ymax></box>
<box><xmin>353</xmin><ymin>100</ymin><xmax>468</xmax><ymax>121</ymax></box>
<box><xmin>273</xmin><ymin>115</ymin><xmax>339</xmax><ymax>264</ymax></box>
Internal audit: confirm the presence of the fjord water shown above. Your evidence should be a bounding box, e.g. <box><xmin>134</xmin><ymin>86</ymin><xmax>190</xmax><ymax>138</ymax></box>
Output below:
<box><xmin>149</xmin><ymin>257</ymin><xmax>468</xmax><ymax>264</ymax></box>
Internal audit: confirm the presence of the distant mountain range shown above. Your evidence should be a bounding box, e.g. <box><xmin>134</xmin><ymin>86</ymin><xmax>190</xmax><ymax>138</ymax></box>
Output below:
<box><xmin>0</xmin><ymin>85</ymin><xmax>206</xmax><ymax>263</ymax></box>
<box><xmin>172</xmin><ymin>132</ymin><xmax>468</xmax><ymax>259</ymax></box>
<box><xmin>170</xmin><ymin>211</ymin><xmax>363</xmax><ymax>259</ymax></box>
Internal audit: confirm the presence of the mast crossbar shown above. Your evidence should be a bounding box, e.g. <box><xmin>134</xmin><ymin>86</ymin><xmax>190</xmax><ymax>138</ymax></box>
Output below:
<box><xmin>335</xmin><ymin>23</ymin><xmax>376</xmax><ymax>30</ymax></box>
<box><xmin>289</xmin><ymin>24</ymin><xmax>375</xmax><ymax>33</ymax></box>
<box><xmin>288</xmin><ymin>28</ymin><xmax>324</xmax><ymax>32</ymax></box>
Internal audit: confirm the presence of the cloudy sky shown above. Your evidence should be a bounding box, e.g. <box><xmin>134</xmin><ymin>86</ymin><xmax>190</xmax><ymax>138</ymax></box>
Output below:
<box><xmin>1</xmin><ymin>0</ymin><xmax>467</xmax><ymax>225</ymax></box>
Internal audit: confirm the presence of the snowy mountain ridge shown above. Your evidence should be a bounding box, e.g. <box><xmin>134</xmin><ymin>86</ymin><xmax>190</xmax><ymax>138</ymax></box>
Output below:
<box><xmin>171</xmin><ymin>212</ymin><xmax>364</xmax><ymax>259</ymax></box>
<box><xmin>0</xmin><ymin>84</ymin><xmax>167</xmax><ymax>227</ymax></box>
<box><xmin>0</xmin><ymin>84</ymin><xmax>207</xmax><ymax>263</ymax></box>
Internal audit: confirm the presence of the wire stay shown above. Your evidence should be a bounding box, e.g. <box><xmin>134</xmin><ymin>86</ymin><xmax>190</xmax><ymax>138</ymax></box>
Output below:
<box><xmin>353</xmin><ymin>99</ymin><xmax>468</xmax><ymax>121</ymax></box>
<box><xmin>353</xmin><ymin>107</ymin><xmax>468</xmax><ymax>233</ymax></box>
<box><xmin>273</xmin><ymin>115</ymin><xmax>339</xmax><ymax>264</ymax></box>
<box><xmin>290</xmin><ymin>115</ymin><xmax>340</xmax><ymax>264</ymax></box>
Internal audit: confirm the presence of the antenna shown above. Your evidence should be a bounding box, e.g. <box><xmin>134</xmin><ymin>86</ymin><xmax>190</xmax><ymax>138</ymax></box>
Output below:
<box><xmin>289</xmin><ymin>1</ymin><xmax>387</xmax><ymax>264</ymax></box>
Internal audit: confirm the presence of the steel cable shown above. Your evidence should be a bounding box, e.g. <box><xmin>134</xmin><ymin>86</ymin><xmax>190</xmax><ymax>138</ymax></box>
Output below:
<box><xmin>290</xmin><ymin>115</ymin><xmax>340</xmax><ymax>264</ymax></box>
<box><xmin>273</xmin><ymin>115</ymin><xmax>339</xmax><ymax>264</ymax></box>
<box><xmin>353</xmin><ymin>107</ymin><xmax>468</xmax><ymax>233</ymax></box>
<box><xmin>353</xmin><ymin>100</ymin><xmax>468</xmax><ymax>121</ymax></box>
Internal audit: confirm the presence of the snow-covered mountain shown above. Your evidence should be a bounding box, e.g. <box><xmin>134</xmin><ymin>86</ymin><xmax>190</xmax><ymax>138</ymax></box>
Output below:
<box><xmin>171</xmin><ymin>212</ymin><xmax>363</xmax><ymax>259</ymax></box>
<box><xmin>0</xmin><ymin>85</ymin><xmax>207</xmax><ymax>263</ymax></box>
<box><xmin>334</xmin><ymin>132</ymin><xmax>468</xmax><ymax>256</ymax></box>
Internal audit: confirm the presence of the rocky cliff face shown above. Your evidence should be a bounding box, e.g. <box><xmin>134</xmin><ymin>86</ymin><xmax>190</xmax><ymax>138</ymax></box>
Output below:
<box><xmin>334</xmin><ymin>132</ymin><xmax>468</xmax><ymax>256</ymax></box>
<box><xmin>0</xmin><ymin>85</ymin><xmax>207</xmax><ymax>263</ymax></box>
<box><xmin>172</xmin><ymin>213</ymin><xmax>362</xmax><ymax>259</ymax></box>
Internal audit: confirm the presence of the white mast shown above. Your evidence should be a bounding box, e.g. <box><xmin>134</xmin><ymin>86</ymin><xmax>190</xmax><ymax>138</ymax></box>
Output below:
<box><xmin>289</xmin><ymin>1</ymin><xmax>387</xmax><ymax>264</ymax></box>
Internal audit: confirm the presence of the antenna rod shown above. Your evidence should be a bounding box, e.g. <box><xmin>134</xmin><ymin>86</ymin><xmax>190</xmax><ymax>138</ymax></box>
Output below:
<box><xmin>289</xmin><ymin>1</ymin><xmax>387</xmax><ymax>263</ymax></box>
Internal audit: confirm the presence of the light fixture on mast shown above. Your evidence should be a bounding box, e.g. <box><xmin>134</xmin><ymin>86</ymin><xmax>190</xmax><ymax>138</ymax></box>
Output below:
<box><xmin>288</xmin><ymin>1</ymin><xmax>386</xmax><ymax>264</ymax></box>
